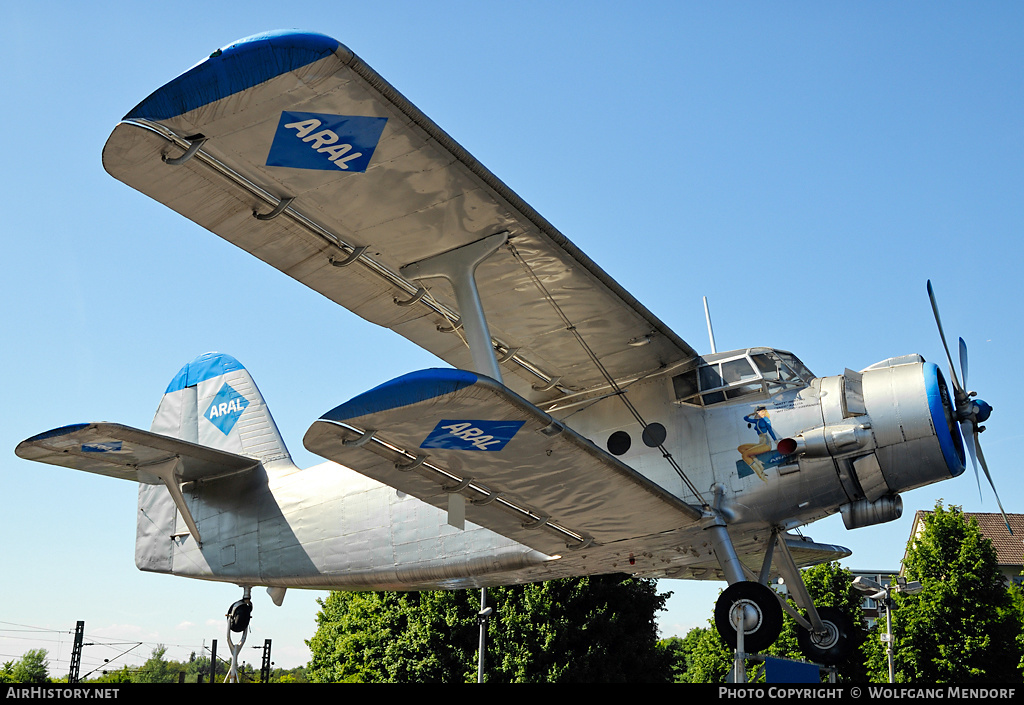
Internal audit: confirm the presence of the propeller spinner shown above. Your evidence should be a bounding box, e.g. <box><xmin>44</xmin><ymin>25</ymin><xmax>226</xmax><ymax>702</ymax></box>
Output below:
<box><xmin>927</xmin><ymin>280</ymin><xmax>1010</xmax><ymax>534</ymax></box>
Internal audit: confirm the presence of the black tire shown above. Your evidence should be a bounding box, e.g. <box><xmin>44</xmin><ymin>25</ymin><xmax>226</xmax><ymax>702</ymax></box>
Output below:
<box><xmin>714</xmin><ymin>581</ymin><xmax>784</xmax><ymax>653</ymax></box>
<box><xmin>797</xmin><ymin>606</ymin><xmax>855</xmax><ymax>665</ymax></box>
<box><xmin>227</xmin><ymin>599</ymin><xmax>252</xmax><ymax>633</ymax></box>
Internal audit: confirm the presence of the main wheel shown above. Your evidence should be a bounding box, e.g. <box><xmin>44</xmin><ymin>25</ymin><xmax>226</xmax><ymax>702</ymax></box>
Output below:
<box><xmin>714</xmin><ymin>581</ymin><xmax>783</xmax><ymax>653</ymax></box>
<box><xmin>797</xmin><ymin>606</ymin><xmax>855</xmax><ymax>665</ymax></box>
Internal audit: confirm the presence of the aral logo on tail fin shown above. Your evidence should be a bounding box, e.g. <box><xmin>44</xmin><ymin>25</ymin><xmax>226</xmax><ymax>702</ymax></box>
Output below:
<box><xmin>204</xmin><ymin>382</ymin><xmax>249</xmax><ymax>435</ymax></box>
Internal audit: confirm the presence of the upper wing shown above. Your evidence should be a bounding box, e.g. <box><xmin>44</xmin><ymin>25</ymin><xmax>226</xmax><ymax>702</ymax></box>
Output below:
<box><xmin>102</xmin><ymin>31</ymin><xmax>696</xmax><ymax>404</ymax></box>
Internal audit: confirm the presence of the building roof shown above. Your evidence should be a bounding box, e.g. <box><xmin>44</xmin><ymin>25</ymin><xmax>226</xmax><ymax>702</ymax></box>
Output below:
<box><xmin>907</xmin><ymin>510</ymin><xmax>1024</xmax><ymax>568</ymax></box>
<box><xmin>968</xmin><ymin>513</ymin><xmax>1024</xmax><ymax>566</ymax></box>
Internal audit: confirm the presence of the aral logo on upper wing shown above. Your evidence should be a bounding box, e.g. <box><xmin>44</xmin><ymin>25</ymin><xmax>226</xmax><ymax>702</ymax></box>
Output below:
<box><xmin>266</xmin><ymin>111</ymin><xmax>387</xmax><ymax>173</ymax></box>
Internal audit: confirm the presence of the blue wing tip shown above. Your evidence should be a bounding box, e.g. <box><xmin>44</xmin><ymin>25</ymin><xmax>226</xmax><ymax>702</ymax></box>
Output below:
<box><xmin>322</xmin><ymin>368</ymin><xmax>479</xmax><ymax>422</ymax></box>
<box><xmin>20</xmin><ymin>423</ymin><xmax>91</xmax><ymax>445</ymax></box>
<box><xmin>124</xmin><ymin>30</ymin><xmax>344</xmax><ymax>121</ymax></box>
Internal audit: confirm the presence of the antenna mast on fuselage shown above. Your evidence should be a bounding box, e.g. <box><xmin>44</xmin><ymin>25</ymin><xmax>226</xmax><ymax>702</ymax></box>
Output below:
<box><xmin>704</xmin><ymin>296</ymin><xmax>717</xmax><ymax>354</ymax></box>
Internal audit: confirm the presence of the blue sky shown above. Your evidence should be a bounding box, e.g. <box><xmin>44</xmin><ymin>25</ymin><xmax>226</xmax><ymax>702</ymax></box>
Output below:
<box><xmin>2</xmin><ymin>1</ymin><xmax>1021</xmax><ymax>675</ymax></box>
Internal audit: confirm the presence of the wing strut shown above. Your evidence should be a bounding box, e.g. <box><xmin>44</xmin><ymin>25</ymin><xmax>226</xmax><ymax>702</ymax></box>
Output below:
<box><xmin>400</xmin><ymin>231</ymin><xmax>509</xmax><ymax>528</ymax></box>
<box><xmin>401</xmin><ymin>232</ymin><xmax>509</xmax><ymax>382</ymax></box>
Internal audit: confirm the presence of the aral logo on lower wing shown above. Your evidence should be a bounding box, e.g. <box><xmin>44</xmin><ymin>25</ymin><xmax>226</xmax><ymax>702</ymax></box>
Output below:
<box><xmin>204</xmin><ymin>383</ymin><xmax>249</xmax><ymax>435</ymax></box>
<box><xmin>266</xmin><ymin>111</ymin><xmax>387</xmax><ymax>173</ymax></box>
<box><xmin>421</xmin><ymin>420</ymin><xmax>525</xmax><ymax>452</ymax></box>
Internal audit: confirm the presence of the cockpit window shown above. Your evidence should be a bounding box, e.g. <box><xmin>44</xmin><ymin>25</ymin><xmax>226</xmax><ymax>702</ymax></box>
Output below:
<box><xmin>722</xmin><ymin>358</ymin><xmax>757</xmax><ymax>384</ymax></box>
<box><xmin>699</xmin><ymin>364</ymin><xmax>724</xmax><ymax>391</ymax></box>
<box><xmin>672</xmin><ymin>348</ymin><xmax>815</xmax><ymax>407</ymax></box>
<box><xmin>776</xmin><ymin>352</ymin><xmax>814</xmax><ymax>383</ymax></box>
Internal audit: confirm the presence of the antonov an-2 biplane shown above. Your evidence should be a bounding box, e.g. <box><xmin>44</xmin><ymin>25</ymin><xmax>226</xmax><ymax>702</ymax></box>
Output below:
<box><xmin>17</xmin><ymin>31</ymin><xmax>1006</xmax><ymax>666</ymax></box>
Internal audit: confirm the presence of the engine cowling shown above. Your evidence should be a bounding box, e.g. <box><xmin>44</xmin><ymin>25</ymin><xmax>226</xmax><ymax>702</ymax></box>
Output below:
<box><xmin>779</xmin><ymin>360</ymin><xmax>964</xmax><ymax>511</ymax></box>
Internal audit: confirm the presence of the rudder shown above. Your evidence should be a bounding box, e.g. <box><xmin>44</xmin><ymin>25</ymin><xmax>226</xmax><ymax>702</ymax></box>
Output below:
<box><xmin>151</xmin><ymin>352</ymin><xmax>290</xmax><ymax>465</ymax></box>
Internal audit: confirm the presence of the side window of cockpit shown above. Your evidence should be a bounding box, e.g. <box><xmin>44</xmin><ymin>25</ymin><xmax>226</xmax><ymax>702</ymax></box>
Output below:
<box><xmin>777</xmin><ymin>352</ymin><xmax>814</xmax><ymax>382</ymax></box>
<box><xmin>672</xmin><ymin>370</ymin><xmax>699</xmax><ymax>402</ymax></box>
<box><xmin>722</xmin><ymin>358</ymin><xmax>756</xmax><ymax>384</ymax></box>
<box><xmin>699</xmin><ymin>364</ymin><xmax>726</xmax><ymax>404</ymax></box>
<box><xmin>721</xmin><ymin>358</ymin><xmax>762</xmax><ymax>400</ymax></box>
<box><xmin>751</xmin><ymin>353</ymin><xmax>780</xmax><ymax>380</ymax></box>
<box><xmin>699</xmin><ymin>364</ymin><xmax>724</xmax><ymax>390</ymax></box>
<box><xmin>753</xmin><ymin>352</ymin><xmax>803</xmax><ymax>388</ymax></box>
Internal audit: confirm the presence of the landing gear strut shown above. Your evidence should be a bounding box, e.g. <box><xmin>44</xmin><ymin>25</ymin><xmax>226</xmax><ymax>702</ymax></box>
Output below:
<box><xmin>224</xmin><ymin>588</ymin><xmax>252</xmax><ymax>683</ymax></box>
<box><xmin>707</xmin><ymin>517</ymin><xmax>855</xmax><ymax>668</ymax></box>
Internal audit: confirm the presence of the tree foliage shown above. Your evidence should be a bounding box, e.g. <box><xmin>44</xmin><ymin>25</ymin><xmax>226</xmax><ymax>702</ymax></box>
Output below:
<box><xmin>863</xmin><ymin>502</ymin><xmax>1023</xmax><ymax>683</ymax></box>
<box><xmin>132</xmin><ymin>646</ymin><xmax>180</xmax><ymax>684</ymax></box>
<box><xmin>486</xmin><ymin>575</ymin><xmax>670</xmax><ymax>682</ymax></box>
<box><xmin>307</xmin><ymin>575</ymin><xmax>671</xmax><ymax>683</ymax></box>
<box><xmin>674</xmin><ymin>625</ymin><xmax>734</xmax><ymax>683</ymax></box>
<box><xmin>1</xmin><ymin>649</ymin><xmax>50</xmax><ymax>683</ymax></box>
<box><xmin>307</xmin><ymin>590</ymin><xmax>477</xmax><ymax>682</ymax></box>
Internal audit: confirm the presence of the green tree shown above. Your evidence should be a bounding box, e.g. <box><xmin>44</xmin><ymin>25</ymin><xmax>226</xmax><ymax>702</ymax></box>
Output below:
<box><xmin>307</xmin><ymin>590</ymin><xmax>477</xmax><ymax>682</ymax></box>
<box><xmin>679</xmin><ymin>625</ymin><xmax>733</xmax><ymax>683</ymax></box>
<box><xmin>863</xmin><ymin>502</ymin><xmax>1023</xmax><ymax>682</ymax></box>
<box><xmin>9</xmin><ymin>649</ymin><xmax>50</xmax><ymax>684</ymax></box>
<box><xmin>486</xmin><ymin>575</ymin><xmax>670</xmax><ymax>682</ymax></box>
<box><xmin>307</xmin><ymin>575</ymin><xmax>671</xmax><ymax>683</ymax></box>
<box><xmin>270</xmin><ymin>665</ymin><xmax>309</xmax><ymax>683</ymax></box>
<box><xmin>133</xmin><ymin>645</ymin><xmax>185</xmax><ymax>684</ymax></box>
<box><xmin>88</xmin><ymin>666</ymin><xmax>133</xmax><ymax>684</ymax></box>
<box><xmin>661</xmin><ymin>625</ymin><xmax>716</xmax><ymax>682</ymax></box>
<box><xmin>182</xmin><ymin>652</ymin><xmax>226</xmax><ymax>684</ymax></box>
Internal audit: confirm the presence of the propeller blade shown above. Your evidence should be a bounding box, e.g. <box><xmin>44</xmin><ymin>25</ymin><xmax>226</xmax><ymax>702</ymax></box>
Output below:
<box><xmin>927</xmin><ymin>280</ymin><xmax>965</xmax><ymax>397</ymax></box>
<box><xmin>975</xmin><ymin>437</ymin><xmax>1013</xmax><ymax>535</ymax></box>
<box><xmin>959</xmin><ymin>337</ymin><xmax>969</xmax><ymax>391</ymax></box>
<box><xmin>961</xmin><ymin>420</ymin><xmax>983</xmax><ymax>500</ymax></box>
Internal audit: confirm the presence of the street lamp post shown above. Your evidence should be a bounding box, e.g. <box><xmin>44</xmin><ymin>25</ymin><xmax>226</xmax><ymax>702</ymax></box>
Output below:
<box><xmin>853</xmin><ymin>576</ymin><xmax>922</xmax><ymax>683</ymax></box>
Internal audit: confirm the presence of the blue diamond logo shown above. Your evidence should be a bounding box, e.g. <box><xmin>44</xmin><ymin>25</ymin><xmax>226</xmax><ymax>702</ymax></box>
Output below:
<box><xmin>204</xmin><ymin>383</ymin><xmax>249</xmax><ymax>435</ymax></box>
<box><xmin>420</xmin><ymin>420</ymin><xmax>525</xmax><ymax>452</ymax></box>
<box><xmin>266</xmin><ymin>111</ymin><xmax>387</xmax><ymax>173</ymax></box>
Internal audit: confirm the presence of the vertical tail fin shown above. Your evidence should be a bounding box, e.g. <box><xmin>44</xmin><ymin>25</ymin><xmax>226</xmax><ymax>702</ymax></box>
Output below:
<box><xmin>151</xmin><ymin>352</ymin><xmax>291</xmax><ymax>465</ymax></box>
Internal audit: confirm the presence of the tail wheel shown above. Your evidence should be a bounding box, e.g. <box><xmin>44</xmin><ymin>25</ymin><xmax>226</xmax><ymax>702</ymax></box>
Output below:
<box><xmin>797</xmin><ymin>606</ymin><xmax>855</xmax><ymax>665</ymax></box>
<box><xmin>227</xmin><ymin>598</ymin><xmax>252</xmax><ymax>633</ymax></box>
<box><xmin>714</xmin><ymin>581</ymin><xmax>783</xmax><ymax>653</ymax></box>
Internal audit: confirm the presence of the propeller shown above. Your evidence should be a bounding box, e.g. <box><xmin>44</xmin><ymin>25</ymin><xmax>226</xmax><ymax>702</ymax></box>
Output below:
<box><xmin>927</xmin><ymin>280</ymin><xmax>1011</xmax><ymax>534</ymax></box>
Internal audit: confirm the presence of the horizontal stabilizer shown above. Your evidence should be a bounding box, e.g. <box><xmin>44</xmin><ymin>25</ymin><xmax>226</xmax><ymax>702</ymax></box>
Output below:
<box><xmin>16</xmin><ymin>422</ymin><xmax>259</xmax><ymax>484</ymax></box>
<box><xmin>304</xmin><ymin>369</ymin><xmax>701</xmax><ymax>556</ymax></box>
